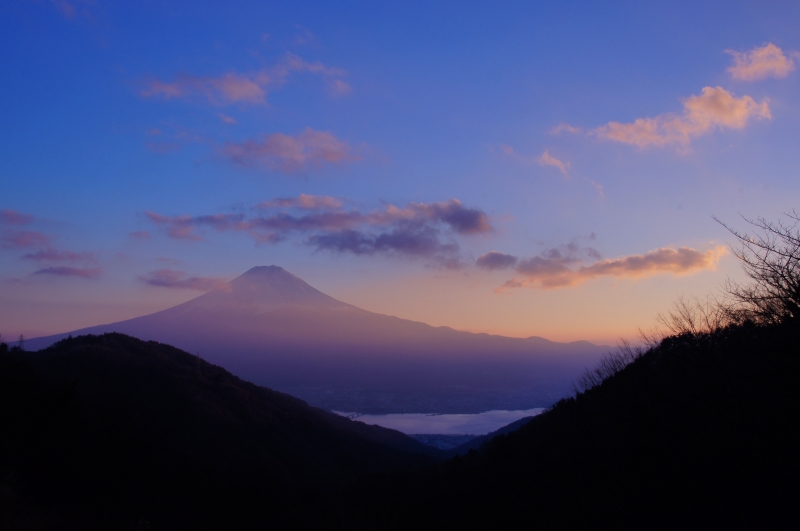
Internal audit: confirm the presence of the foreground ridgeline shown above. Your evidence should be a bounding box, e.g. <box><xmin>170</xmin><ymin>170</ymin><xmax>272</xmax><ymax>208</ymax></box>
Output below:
<box><xmin>340</xmin><ymin>320</ymin><xmax>800</xmax><ymax>528</ymax></box>
<box><xmin>2</xmin><ymin>321</ymin><xmax>799</xmax><ymax>528</ymax></box>
<box><xmin>0</xmin><ymin>333</ymin><xmax>438</xmax><ymax>529</ymax></box>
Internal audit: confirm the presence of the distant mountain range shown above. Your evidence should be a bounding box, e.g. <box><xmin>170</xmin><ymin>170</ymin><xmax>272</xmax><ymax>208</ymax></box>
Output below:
<box><xmin>27</xmin><ymin>266</ymin><xmax>608</xmax><ymax>413</ymax></box>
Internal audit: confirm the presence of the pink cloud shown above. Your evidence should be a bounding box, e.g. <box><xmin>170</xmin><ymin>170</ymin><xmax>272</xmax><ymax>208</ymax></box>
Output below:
<box><xmin>141</xmin><ymin>53</ymin><xmax>349</xmax><ymax>106</ymax></box>
<box><xmin>139</xmin><ymin>269</ymin><xmax>228</xmax><ymax>291</ymax></box>
<box><xmin>537</xmin><ymin>151</ymin><xmax>570</xmax><ymax>176</ymax></box>
<box><xmin>727</xmin><ymin>43</ymin><xmax>796</xmax><ymax>81</ymax></box>
<box><xmin>219</xmin><ymin>113</ymin><xmax>237</xmax><ymax>124</ymax></box>
<box><xmin>223</xmin><ymin>128</ymin><xmax>361</xmax><ymax>173</ymax></box>
<box><xmin>592</xmin><ymin>87</ymin><xmax>770</xmax><ymax>148</ymax></box>
<box><xmin>500</xmin><ymin>246</ymin><xmax>726</xmax><ymax>290</ymax></box>
<box><xmin>34</xmin><ymin>266</ymin><xmax>102</xmax><ymax>279</ymax></box>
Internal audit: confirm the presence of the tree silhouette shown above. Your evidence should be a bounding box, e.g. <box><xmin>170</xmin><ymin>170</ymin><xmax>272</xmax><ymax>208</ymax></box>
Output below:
<box><xmin>716</xmin><ymin>211</ymin><xmax>800</xmax><ymax>325</ymax></box>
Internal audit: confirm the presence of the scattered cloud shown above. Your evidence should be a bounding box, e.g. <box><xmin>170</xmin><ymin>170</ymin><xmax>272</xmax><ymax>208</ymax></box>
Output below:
<box><xmin>498</xmin><ymin>245</ymin><xmax>726</xmax><ymax>290</ymax></box>
<box><xmin>592</xmin><ymin>86</ymin><xmax>770</xmax><ymax>148</ymax></box>
<box><xmin>550</xmin><ymin>123</ymin><xmax>583</xmax><ymax>135</ymax></box>
<box><xmin>476</xmin><ymin>251</ymin><xmax>518</xmax><ymax>270</ymax></box>
<box><xmin>139</xmin><ymin>269</ymin><xmax>228</xmax><ymax>291</ymax></box>
<box><xmin>222</xmin><ymin>128</ymin><xmax>362</xmax><ymax>173</ymax></box>
<box><xmin>727</xmin><ymin>43</ymin><xmax>796</xmax><ymax>81</ymax></box>
<box><xmin>145</xmin><ymin>197</ymin><xmax>491</xmax><ymax>266</ymax></box>
<box><xmin>141</xmin><ymin>52</ymin><xmax>349</xmax><ymax>106</ymax></box>
<box><xmin>34</xmin><ymin>266</ymin><xmax>102</xmax><ymax>279</ymax></box>
<box><xmin>537</xmin><ymin>151</ymin><xmax>570</xmax><ymax>176</ymax></box>
<box><xmin>219</xmin><ymin>113</ymin><xmax>237</xmax><ymax>124</ymax></box>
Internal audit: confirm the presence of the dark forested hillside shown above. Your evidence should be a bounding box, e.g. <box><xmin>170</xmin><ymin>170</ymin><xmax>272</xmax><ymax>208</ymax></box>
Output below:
<box><xmin>336</xmin><ymin>321</ymin><xmax>800</xmax><ymax>528</ymax></box>
<box><xmin>0</xmin><ymin>333</ymin><xmax>437</xmax><ymax>530</ymax></box>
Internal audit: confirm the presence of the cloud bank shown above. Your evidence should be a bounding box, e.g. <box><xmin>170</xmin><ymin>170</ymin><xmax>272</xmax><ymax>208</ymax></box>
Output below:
<box><xmin>592</xmin><ymin>87</ymin><xmax>770</xmax><ymax>148</ymax></box>
<box><xmin>146</xmin><ymin>196</ymin><xmax>492</xmax><ymax>267</ymax></box>
<box><xmin>727</xmin><ymin>43</ymin><xmax>796</xmax><ymax>81</ymax></box>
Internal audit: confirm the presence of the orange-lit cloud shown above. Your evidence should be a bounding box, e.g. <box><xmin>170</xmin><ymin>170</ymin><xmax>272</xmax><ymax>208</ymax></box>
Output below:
<box><xmin>139</xmin><ymin>269</ymin><xmax>227</xmax><ymax>291</ymax></box>
<box><xmin>141</xmin><ymin>53</ymin><xmax>349</xmax><ymax>105</ymax></box>
<box><xmin>223</xmin><ymin>128</ymin><xmax>361</xmax><ymax>173</ymax></box>
<box><xmin>592</xmin><ymin>87</ymin><xmax>770</xmax><ymax>148</ymax></box>
<box><xmin>727</xmin><ymin>43</ymin><xmax>796</xmax><ymax>81</ymax></box>
<box><xmin>537</xmin><ymin>150</ymin><xmax>569</xmax><ymax>176</ymax></box>
<box><xmin>499</xmin><ymin>245</ymin><xmax>726</xmax><ymax>289</ymax></box>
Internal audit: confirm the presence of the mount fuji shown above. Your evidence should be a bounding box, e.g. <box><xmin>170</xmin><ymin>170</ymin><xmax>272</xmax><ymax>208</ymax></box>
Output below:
<box><xmin>28</xmin><ymin>266</ymin><xmax>608</xmax><ymax>413</ymax></box>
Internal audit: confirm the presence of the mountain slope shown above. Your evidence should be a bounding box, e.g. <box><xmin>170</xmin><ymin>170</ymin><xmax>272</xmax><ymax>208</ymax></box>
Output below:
<box><xmin>0</xmin><ymin>333</ymin><xmax>438</xmax><ymax>529</ymax></box>
<box><xmin>27</xmin><ymin>266</ymin><xmax>608</xmax><ymax>413</ymax></box>
<box><xmin>334</xmin><ymin>321</ymin><xmax>800</xmax><ymax>528</ymax></box>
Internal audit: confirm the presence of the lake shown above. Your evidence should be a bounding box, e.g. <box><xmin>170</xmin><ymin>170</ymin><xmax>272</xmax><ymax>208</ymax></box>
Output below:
<box><xmin>335</xmin><ymin>408</ymin><xmax>545</xmax><ymax>435</ymax></box>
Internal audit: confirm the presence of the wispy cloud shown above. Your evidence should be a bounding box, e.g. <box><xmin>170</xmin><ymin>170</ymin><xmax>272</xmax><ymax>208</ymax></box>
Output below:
<box><xmin>145</xmin><ymin>197</ymin><xmax>492</xmax><ymax>266</ymax></box>
<box><xmin>727</xmin><ymin>43</ymin><xmax>796</xmax><ymax>81</ymax></box>
<box><xmin>223</xmin><ymin>128</ymin><xmax>361</xmax><ymax>173</ymax></box>
<box><xmin>218</xmin><ymin>113</ymin><xmax>237</xmax><ymax>124</ymax></box>
<box><xmin>537</xmin><ymin>151</ymin><xmax>570</xmax><ymax>176</ymax></box>
<box><xmin>21</xmin><ymin>248</ymin><xmax>96</xmax><ymax>263</ymax></box>
<box><xmin>141</xmin><ymin>52</ymin><xmax>349</xmax><ymax>105</ymax></box>
<box><xmin>0</xmin><ymin>209</ymin><xmax>34</xmax><ymax>225</ymax></box>
<box><xmin>258</xmin><ymin>194</ymin><xmax>343</xmax><ymax>210</ymax></box>
<box><xmin>34</xmin><ymin>266</ymin><xmax>102</xmax><ymax>279</ymax></box>
<box><xmin>50</xmin><ymin>0</ymin><xmax>95</xmax><ymax>20</ymax></box>
<box><xmin>550</xmin><ymin>123</ymin><xmax>583</xmax><ymax>135</ymax></box>
<box><xmin>496</xmin><ymin>245</ymin><xmax>726</xmax><ymax>290</ymax></box>
<box><xmin>139</xmin><ymin>269</ymin><xmax>228</xmax><ymax>291</ymax></box>
<box><xmin>1</xmin><ymin>231</ymin><xmax>51</xmax><ymax>249</ymax></box>
<box><xmin>592</xmin><ymin>86</ymin><xmax>770</xmax><ymax>148</ymax></box>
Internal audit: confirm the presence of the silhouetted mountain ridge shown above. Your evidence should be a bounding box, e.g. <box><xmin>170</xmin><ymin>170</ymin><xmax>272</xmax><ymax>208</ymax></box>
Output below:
<box><xmin>0</xmin><ymin>333</ymin><xmax>438</xmax><ymax>528</ymax></box>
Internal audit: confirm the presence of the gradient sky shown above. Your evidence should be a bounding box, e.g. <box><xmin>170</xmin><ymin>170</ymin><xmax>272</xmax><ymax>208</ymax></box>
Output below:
<box><xmin>2</xmin><ymin>1</ymin><xmax>800</xmax><ymax>343</ymax></box>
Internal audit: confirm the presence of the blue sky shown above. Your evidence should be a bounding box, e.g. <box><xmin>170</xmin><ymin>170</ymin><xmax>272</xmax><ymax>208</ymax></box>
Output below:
<box><xmin>2</xmin><ymin>0</ymin><xmax>800</xmax><ymax>342</ymax></box>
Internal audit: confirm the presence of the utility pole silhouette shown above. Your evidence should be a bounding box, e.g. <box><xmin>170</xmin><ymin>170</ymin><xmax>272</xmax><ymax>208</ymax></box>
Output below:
<box><xmin>18</xmin><ymin>334</ymin><xmax>24</xmax><ymax>351</ymax></box>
